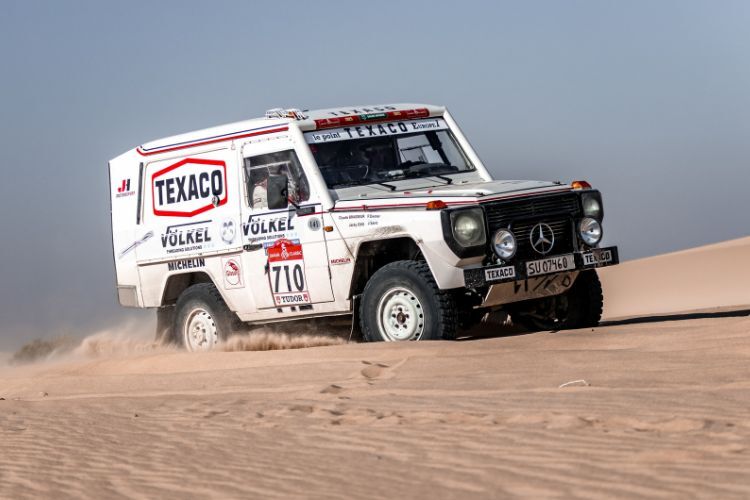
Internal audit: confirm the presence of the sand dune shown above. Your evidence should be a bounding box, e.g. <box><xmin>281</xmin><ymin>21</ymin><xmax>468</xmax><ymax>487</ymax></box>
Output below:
<box><xmin>1</xmin><ymin>238</ymin><xmax>749</xmax><ymax>499</ymax></box>
<box><xmin>600</xmin><ymin>236</ymin><xmax>750</xmax><ymax>319</ymax></box>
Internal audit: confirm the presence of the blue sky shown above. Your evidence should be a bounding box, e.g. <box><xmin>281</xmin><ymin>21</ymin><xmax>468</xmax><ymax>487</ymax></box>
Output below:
<box><xmin>0</xmin><ymin>1</ymin><xmax>748</xmax><ymax>349</ymax></box>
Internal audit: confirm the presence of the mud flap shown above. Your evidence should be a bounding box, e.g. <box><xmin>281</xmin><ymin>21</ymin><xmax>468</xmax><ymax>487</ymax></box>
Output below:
<box><xmin>349</xmin><ymin>294</ymin><xmax>362</xmax><ymax>342</ymax></box>
<box><xmin>155</xmin><ymin>305</ymin><xmax>176</xmax><ymax>343</ymax></box>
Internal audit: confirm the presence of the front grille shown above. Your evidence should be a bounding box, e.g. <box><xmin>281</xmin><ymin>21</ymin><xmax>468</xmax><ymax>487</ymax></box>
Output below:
<box><xmin>512</xmin><ymin>218</ymin><xmax>573</xmax><ymax>260</ymax></box>
<box><xmin>483</xmin><ymin>193</ymin><xmax>581</xmax><ymax>260</ymax></box>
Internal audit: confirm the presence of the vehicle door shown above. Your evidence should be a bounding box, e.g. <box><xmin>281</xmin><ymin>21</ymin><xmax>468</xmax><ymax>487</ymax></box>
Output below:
<box><xmin>238</xmin><ymin>142</ymin><xmax>334</xmax><ymax>310</ymax></box>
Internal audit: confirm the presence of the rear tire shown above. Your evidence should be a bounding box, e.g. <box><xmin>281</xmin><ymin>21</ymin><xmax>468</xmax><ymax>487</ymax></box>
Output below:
<box><xmin>173</xmin><ymin>283</ymin><xmax>240</xmax><ymax>351</ymax></box>
<box><xmin>510</xmin><ymin>270</ymin><xmax>603</xmax><ymax>331</ymax></box>
<box><xmin>359</xmin><ymin>260</ymin><xmax>456</xmax><ymax>342</ymax></box>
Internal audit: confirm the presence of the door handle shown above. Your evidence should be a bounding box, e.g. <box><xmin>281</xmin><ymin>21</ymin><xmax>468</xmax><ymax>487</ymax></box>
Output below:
<box><xmin>243</xmin><ymin>244</ymin><xmax>263</xmax><ymax>252</ymax></box>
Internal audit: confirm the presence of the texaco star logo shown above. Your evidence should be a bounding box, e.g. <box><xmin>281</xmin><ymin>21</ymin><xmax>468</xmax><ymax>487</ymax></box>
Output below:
<box><xmin>530</xmin><ymin>223</ymin><xmax>555</xmax><ymax>255</ymax></box>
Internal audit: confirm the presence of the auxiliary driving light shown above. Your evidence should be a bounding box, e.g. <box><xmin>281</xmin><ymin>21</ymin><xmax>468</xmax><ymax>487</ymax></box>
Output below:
<box><xmin>493</xmin><ymin>229</ymin><xmax>517</xmax><ymax>260</ymax></box>
<box><xmin>579</xmin><ymin>217</ymin><xmax>602</xmax><ymax>246</ymax></box>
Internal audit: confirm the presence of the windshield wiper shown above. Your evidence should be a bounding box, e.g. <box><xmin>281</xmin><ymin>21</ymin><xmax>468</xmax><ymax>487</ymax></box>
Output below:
<box><xmin>332</xmin><ymin>179</ymin><xmax>397</xmax><ymax>191</ymax></box>
<box><xmin>371</xmin><ymin>181</ymin><xmax>397</xmax><ymax>191</ymax></box>
<box><xmin>401</xmin><ymin>162</ymin><xmax>455</xmax><ymax>185</ymax></box>
<box><xmin>431</xmin><ymin>173</ymin><xmax>453</xmax><ymax>185</ymax></box>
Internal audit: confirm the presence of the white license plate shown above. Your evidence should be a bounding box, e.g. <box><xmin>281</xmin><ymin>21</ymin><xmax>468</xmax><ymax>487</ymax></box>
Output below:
<box><xmin>582</xmin><ymin>249</ymin><xmax>613</xmax><ymax>266</ymax></box>
<box><xmin>526</xmin><ymin>254</ymin><xmax>575</xmax><ymax>277</ymax></box>
<box><xmin>484</xmin><ymin>265</ymin><xmax>516</xmax><ymax>282</ymax></box>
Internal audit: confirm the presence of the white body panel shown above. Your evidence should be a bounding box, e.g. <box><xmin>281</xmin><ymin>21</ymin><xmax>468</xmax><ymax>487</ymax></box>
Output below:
<box><xmin>109</xmin><ymin>103</ymin><xmax>577</xmax><ymax>321</ymax></box>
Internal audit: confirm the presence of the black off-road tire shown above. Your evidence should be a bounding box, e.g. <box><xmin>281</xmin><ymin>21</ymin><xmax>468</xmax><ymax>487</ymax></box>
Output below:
<box><xmin>359</xmin><ymin>260</ymin><xmax>457</xmax><ymax>342</ymax></box>
<box><xmin>173</xmin><ymin>283</ymin><xmax>241</xmax><ymax>350</ymax></box>
<box><xmin>510</xmin><ymin>270</ymin><xmax>603</xmax><ymax>331</ymax></box>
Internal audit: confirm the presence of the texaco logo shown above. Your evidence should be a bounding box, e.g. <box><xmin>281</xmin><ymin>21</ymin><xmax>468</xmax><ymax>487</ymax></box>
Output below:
<box><xmin>221</xmin><ymin>219</ymin><xmax>235</xmax><ymax>244</ymax></box>
<box><xmin>530</xmin><ymin>223</ymin><xmax>555</xmax><ymax>255</ymax></box>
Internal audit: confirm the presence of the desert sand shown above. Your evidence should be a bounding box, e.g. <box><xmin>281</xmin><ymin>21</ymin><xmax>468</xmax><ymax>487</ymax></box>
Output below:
<box><xmin>1</xmin><ymin>238</ymin><xmax>749</xmax><ymax>499</ymax></box>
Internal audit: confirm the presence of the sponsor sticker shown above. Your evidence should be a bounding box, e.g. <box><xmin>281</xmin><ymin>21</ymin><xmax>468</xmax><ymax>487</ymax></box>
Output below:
<box><xmin>152</xmin><ymin>158</ymin><xmax>227</xmax><ymax>217</ymax></box>
<box><xmin>484</xmin><ymin>266</ymin><xmax>516</xmax><ymax>282</ymax></box>
<box><xmin>242</xmin><ymin>214</ymin><xmax>297</xmax><ymax>245</ymax></box>
<box><xmin>221</xmin><ymin>219</ymin><xmax>236</xmax><ymax>244</ymax></box>
<box><xmin>326</xmin><ymin>105</ymin><xmax>397</xmax><ymax>117</ymax></box>
<box><xmin>304</xmin><ymin>118</ymin><xmax>448</xmax><ymax>144</ymax></box>
<box><xmin>160</xmin><ymin>220</ymin><xmax>213</xmax><ymax>255</ymax></box>
<box><xmin>167</xmin><ymin>258</ymin><xmax>205</xmax><ymax>271</ymax></box>
<box><xmin>267</xmin><ymin>238</ymin><xmax>310</xmax><ymax>306</ymax></box>
<box><xmin>118</xmin><ymin>231</ymin><xmax>153</xmax><ymax>259</ymax></box>
<box><xmin>330</xmin><ymin>257</ymin><xmax>352</xmax><ymax>266</ymax></box>
<box><xmin>222</xmin><ymin>257</ymin><xmax>243</xmax><ymax>289</ymax></box>
<box><xmin>582</xmin><ymin>249</ymin><xmax>613</xmax><ymax>266</ymax></box>
<box><xmin>115</xmin><ymin>179</ymin><xmax>135</xmax><ymax>198</ymax></box>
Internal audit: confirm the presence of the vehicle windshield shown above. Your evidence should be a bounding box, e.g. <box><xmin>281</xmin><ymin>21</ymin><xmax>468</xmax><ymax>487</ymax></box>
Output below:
<box><xmin>305</xmin><ymin>119</ymin><xmax>475</xmax><ymax>189</ymax></box>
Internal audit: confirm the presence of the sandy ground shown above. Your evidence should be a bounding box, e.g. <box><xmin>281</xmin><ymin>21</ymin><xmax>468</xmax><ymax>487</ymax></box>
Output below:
<box><xmin>1</xmin><ymin>238</ymin><xmax>749</xmax><ymax>499</ymax></box>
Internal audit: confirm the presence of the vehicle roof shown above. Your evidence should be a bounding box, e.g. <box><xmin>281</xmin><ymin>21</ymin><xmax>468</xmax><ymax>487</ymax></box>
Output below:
<box><xmin>294</xmin><ymin>102</ymin><xmax>445</xmax><ymax>130</ymax></box>
<box><xmin>135</xmin><ymin>103</ymin><xmax>445</xmax><ymax>158</ymax></box>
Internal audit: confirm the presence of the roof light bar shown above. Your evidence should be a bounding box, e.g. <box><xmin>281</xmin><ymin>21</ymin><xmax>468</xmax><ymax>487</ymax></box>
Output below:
<box><xmin>313</xmin><ymin>108</ymin><xmax>430</xmax><ymax>130</ymax></box>
<box><xmin>265</xmin><ymin>108</ymin><xmax>309</xmax><ymax>120</ymax></box>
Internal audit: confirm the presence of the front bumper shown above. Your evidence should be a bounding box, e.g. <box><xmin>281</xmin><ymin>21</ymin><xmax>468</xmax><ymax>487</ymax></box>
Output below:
<box><xmin>463</xmin><ymin>246</ymin><xmax>619</xmax><ymax>289</ymax></box>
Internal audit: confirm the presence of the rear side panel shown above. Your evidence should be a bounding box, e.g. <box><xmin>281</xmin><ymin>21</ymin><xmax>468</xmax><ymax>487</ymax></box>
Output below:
<box><xmin>135</xmin><ymin>147</ymin><xmax>240</xmax><ymax>307</ymax></box>
<box><xmin>110</xmin><ymin>152</ymin><xmax>144</xmax><ymax>306</ymax></box>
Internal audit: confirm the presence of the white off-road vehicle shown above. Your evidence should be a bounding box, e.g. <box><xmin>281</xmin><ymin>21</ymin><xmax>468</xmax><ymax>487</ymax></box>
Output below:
<box><xmin>109</xmin><ymin>104</ymin><xmax>618</xmax><ymax>350</ymax></box>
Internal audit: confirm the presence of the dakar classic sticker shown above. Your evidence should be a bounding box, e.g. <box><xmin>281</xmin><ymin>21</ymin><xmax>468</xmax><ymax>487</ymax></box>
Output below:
<box><xmin>266</xmin><ymin>238</ymin><xmax>310</xmax><ymax>306</ymax></box>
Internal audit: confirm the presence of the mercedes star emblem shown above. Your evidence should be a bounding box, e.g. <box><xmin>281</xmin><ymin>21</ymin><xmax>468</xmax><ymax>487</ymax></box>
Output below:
<box><xmin>530</xmin><ymin>223</ymin><xmax>555</xmax><ymax>255</ymax></box>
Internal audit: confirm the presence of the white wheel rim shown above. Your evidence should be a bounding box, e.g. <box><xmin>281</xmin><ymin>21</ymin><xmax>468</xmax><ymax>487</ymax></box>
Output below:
<box><xmin>376</xmin><ymin>287</ymin><xmax>425</xmax><ymax>341</ymax></box>
<box><xmin>183</xmin><ymin>308</ymin><xmax>218</xmax><ymax>351</ymax></box>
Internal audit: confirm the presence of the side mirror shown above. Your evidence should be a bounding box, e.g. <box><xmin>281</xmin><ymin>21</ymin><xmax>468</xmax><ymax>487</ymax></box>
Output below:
<box><xmin>267</xmin><ymin>174</ymin><xmax>289</xmax><ymax>210</ymax></box>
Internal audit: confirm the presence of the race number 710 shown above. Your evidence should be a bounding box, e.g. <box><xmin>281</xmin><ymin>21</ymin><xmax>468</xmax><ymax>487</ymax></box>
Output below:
<box><xmin>272</xmin><ymin>263</ymin><xmax>305</xmax><ymax>293</ymax></box>
<box><xmin>266</xmin><ymin>239</ymin><xmax>311</xmax><ymax>306</ymax></box>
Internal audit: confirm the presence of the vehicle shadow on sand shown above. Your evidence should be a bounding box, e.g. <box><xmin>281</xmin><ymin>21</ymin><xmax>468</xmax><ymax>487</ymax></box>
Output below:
<box><xmin>600</xmin><ymin>308</ymin><xmax>750</xmax><ymax>327</ymax></box>
<box><xmin>456</xmin><ymin>308</ymin><xmax>750</xmax><ymax>341</ymax></box>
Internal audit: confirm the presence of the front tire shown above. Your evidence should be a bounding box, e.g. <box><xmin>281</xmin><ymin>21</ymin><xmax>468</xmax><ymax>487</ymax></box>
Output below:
<box><xmin>173</xmin><ymin>283</ymin><xmax>239</xmax><ymax>351</ymax></box>
<box><xmin>359</xmin><ymin>261</ymin><xmax>456</xmax><ymax>342</ymax></box>
<box><xmin>510</xmin><ymin>270</ymin><xmax>603</xmax><ymax>331</ymax></box>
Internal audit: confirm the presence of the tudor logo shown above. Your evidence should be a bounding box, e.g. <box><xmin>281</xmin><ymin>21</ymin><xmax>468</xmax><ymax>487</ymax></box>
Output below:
<box><xmin>530</xmin><ymin>223</ymin><xmax>555</xmax><ymax>255</ymax></box>
<box><xmin>152</xmin><ymin>158</ymin><xmax>227</xmax><ymax>217</ymax></box>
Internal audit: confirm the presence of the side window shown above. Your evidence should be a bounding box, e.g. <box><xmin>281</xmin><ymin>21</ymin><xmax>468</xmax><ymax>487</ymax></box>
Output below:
<box><xmin>243</xmin><ymin>150</ymin><xmax>310</xmax><ymax>210</ymax></box>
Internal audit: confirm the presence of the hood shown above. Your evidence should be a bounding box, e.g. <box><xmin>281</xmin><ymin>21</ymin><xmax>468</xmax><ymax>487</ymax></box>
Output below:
<box><xmin>333</xmin><ymin>177</ymin><xmax>568</xmax><ymax>202</ymax></box>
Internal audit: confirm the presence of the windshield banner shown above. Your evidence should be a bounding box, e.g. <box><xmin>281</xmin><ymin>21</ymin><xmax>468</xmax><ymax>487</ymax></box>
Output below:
<box><xmin>304</xmin><ymin>118</ymin><xmax>448</xmax><ymax>144</ymax></box>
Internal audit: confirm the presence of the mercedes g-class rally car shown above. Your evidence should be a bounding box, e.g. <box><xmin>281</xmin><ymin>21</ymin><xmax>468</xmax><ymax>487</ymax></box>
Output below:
<box><xmin>109</xmin><ymin>104</ymin><xmax>618</xmax><ymax>350</ymax></box>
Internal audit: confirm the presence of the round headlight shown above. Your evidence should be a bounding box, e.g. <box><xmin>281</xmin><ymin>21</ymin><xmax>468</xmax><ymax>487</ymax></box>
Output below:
<box><xmin>493</xmin><ymin>230</ymin><xmax>517</xmax><ymax>260</ymax></box>
<box><xmin>582</xmin><ymin>196</ymin><xmax>602</xmax><ymax>219</ymax></box>
<box><xmin>579</xmin><ymin>217</ymin><xmax>602</xmax><ymax>246</ymax></box>
<box><xmin>452</xmin><ymin>211</ymin><xmax>485</xmax><ymax>247</ymax></box>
